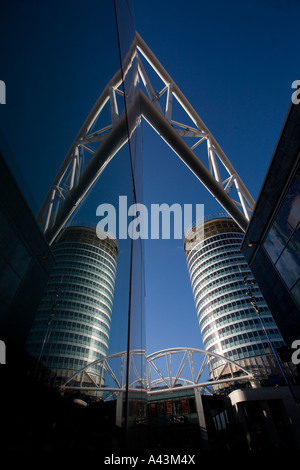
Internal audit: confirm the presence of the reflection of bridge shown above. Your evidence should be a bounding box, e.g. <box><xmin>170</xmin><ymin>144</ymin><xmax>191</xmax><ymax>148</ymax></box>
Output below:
<box><xmin>37</xmin><ymin>33</ymin><xmax>254</xmax><ymax>245</ymax></box>
<box><xmin>60</xmin><ymin>347</ymin><xmax>254</xmax><ymax>399</ymax></box>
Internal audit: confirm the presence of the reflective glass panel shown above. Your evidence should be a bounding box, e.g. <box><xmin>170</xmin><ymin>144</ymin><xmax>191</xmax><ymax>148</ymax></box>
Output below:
<box><xmin>263</xmin><ymin>162</ymin><xmax>300</xmax><ymax>307</ymax></box>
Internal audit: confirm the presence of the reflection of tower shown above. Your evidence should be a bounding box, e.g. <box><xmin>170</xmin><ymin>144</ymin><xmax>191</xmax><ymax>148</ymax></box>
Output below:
<box><xmin>26</xmin><ymin>226</ymin><xmax>118</xmax><ymax>385</ymax></box>
<box><xmin>184</xmin><ymin>216</ymin><xmax>285</xmax><ymax>381</ymax></box>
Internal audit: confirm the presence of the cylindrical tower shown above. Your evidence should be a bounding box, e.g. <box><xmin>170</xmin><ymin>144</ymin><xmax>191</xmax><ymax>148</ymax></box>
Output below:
<box><xmin>26</xmin><ymin>225</ymin><xmax>118</xmax><ymax>385</ymax></box>
<box><xmin>184</xmin><ymin>216</ymin><xmax>285</xmax><ymax>381</ymax></box>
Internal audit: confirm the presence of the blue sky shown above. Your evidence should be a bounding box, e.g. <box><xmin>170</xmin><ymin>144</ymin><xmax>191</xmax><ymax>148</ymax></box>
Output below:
<box><xmin>0</xmin><ymin>0</ymin><xmax>299</xmax><ymax>362</ymax></box>
<box><xmin>134</xmin><ymin>0</ymin><xmax>300</xmax><ymax>354</ymax></box>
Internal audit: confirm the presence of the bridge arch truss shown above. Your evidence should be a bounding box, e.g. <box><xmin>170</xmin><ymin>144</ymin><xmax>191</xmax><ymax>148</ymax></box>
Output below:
<box><xmin>37</xmin><ymin>33</ymin><xmax>255</xmax><ymax>245</ymax></box>
<box><xmin>59</xmin><ymin>347</ymin><xmax>255</xmax><ymax>400</ymax></box>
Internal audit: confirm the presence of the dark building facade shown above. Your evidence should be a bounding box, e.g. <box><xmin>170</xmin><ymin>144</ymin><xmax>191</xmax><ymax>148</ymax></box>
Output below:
<box><xmin>241</xmin><ymin>103</ymin><xmax>300</xmax><ymax>346</ymax></box>
<box><xmin>0</xmin><ymin>152</ymin><xmax>54</xmax><ymax>353</ymax></box>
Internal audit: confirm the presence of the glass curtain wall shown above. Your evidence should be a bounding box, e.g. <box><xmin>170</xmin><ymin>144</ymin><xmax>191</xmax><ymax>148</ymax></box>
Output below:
<box><xmin>263</xmin><ymin>161</ymin><xmax>300</xmax><ymax>308</ymax></box>
<box><xmin>114</xmin><ymin>0</ymin><xmax>147</xmax><ymax>446</ymax></box>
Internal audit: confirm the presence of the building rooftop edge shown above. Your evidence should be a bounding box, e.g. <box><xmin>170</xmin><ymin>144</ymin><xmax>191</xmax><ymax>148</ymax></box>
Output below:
<box><xmin>183</xmin><ymin>216</ymin><xmax>243</xmax><ymax>258</ymax></box>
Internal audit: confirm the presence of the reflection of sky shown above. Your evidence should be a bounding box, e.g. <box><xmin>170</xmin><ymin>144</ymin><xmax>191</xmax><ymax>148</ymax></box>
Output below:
<box><xmin>264</xmin><ymin>165</ymin><xmax>300</xmax><ymax>293</ymax></box>
<box><xmin>276</xmin><ymin>240</ymin><xmax>300</xmax><ymax>289</ymax></box>
<box><xmin>0</xmin><ymin>0</ymin><xmax>121</xmax><ymax>215</ymax></box>
<box><xmin>264</xmin><ymin>228</ymin><xmax>285</xmax><ymax>263</ymax></box>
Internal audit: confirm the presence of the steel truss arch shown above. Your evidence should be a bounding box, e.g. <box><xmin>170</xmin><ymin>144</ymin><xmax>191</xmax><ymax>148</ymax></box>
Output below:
<box><xmin>37</xmin><ymin>33</ymin><xmax>255</xmax><ymax>244</ymax></box>
<box><xmin>59</xmin><ymin>347</ymin><xmax>255</xmax><ymax>399</ymax></box>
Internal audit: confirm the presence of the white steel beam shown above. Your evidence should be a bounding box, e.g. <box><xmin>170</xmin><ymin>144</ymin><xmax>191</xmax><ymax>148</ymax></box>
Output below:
<box><xmin>38</xmin><ymin>33</ymin><xmax>255</xmax><ymax>241</ymax></box>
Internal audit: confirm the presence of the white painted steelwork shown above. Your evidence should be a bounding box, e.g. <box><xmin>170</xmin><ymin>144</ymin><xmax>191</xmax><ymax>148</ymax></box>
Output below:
<box><xmin>60</xmin><ymin>347</ymin><xmax>254</xmax><ymax>399</ymax></box>
<box><xmin>37</xmin><ymin>33</ymin><xmax>254</xmax><ymax>244</ymax></box>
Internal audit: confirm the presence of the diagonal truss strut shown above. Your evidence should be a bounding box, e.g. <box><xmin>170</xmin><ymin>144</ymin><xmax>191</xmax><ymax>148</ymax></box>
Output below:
<box><xmin>37</xmin><ymin>33</ymin><xmax>255</xmax><ymax>244</ymax></box>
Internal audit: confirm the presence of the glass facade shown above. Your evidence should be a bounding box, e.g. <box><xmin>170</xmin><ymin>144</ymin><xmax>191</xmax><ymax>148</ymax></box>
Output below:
<box><xmin>184</xmin><ymin>217</ymin><xmax>285</xmax><ymax>378</ymax></box>
<box><xmin>26</xmin><ymin>226</ymin><xmax>118</xmax><ymax>382</ymax></box>
<box><xmin>0</xmin><ymin>153</ymin><xmax>55</xmax><ymax>350</ymax></box>
<box><xmin>263</xmin><ymin>161</ymin><xmax>300</xmax><ymax>308</ymax></box>
<box><xmin>0</xmin><ymin>211</ymin><xmax>32</xmax><ymax>312</ymax></box>
<box><xmin>241</xmin><ymin>103</ymin><xmax>300</xmax><ymax>345</ymax></box>
<box><xmin>114</xmin><ymin>0</ymin><xmax>147</xmax><ymax>439</ymax></box>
